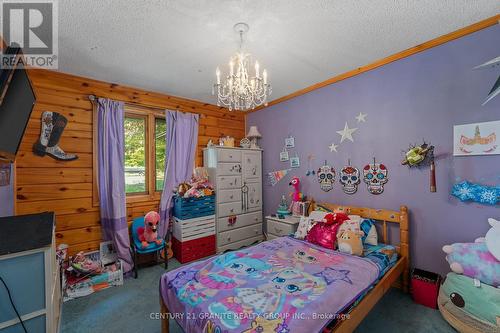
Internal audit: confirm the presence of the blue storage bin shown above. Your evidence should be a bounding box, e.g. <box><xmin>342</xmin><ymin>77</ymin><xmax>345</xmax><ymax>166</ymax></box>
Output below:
<box><xmin>173</xmin><ymin>195</ymin><xmax>215</xmax><ymax>220</ymax></box>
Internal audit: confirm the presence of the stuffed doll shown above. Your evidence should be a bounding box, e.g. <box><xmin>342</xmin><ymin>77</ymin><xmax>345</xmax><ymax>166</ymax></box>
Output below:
<box><xmin>337</xmin><ymin>229</ymin><xmax>364</xmax><ymax>256</ymax></box>
<box><xmin>306</xmin><ymin>213</ymin><xmax>349</xmax><ymax>249</ymax></box>
<box><xmin>137</xmin><ymin>211</ymin><xmax>163</xmax><ymax>248</ymax></box>
<box><xmin>442</xmin><ymin>218</ymin><xmax>500</xmax><ymax>287</ymax></box>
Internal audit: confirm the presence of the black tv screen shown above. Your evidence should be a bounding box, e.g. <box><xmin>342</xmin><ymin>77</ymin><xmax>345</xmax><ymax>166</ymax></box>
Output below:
<box><xmin>0</xmin><ymin>54</ymin><xmax>36</xmax><ymax>161</ymax></box>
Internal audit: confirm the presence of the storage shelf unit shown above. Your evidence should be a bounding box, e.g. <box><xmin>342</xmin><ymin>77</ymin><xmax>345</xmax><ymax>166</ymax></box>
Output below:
<box><xmin>0</xmin><ymin>212</ymin><xmax>61</xmax><ymax>333</ymax></box>
<box><xmin>204</xmin><ymin>147</ymin><xmax>263</xmax><ymax>252</ymax></box>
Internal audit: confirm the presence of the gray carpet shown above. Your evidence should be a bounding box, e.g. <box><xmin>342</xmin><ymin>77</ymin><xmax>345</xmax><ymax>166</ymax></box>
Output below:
<box><xmin>61</xmin><ymin>261</ymin><xmax>455</xmax><ymax>333</ymax></box>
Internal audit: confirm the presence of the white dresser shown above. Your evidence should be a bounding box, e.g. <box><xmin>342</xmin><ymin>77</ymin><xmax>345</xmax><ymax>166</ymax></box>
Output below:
<box><xmin>204</xmin><ymin>147</ymin><xmax>263</xmax><ymax>252</ymax></box>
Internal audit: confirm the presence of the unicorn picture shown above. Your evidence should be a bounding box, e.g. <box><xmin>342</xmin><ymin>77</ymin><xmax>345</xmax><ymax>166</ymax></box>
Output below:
<box><xmin>453</xmin><ymin>121</ymin><xmax>500</xmax><ymax>156</ymax></box>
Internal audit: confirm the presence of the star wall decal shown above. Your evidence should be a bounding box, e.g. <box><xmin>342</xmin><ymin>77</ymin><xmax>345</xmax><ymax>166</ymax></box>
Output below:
<box><xmin>329</xmin><ymin>142</ymin><xmax>338</xmax><ymax>152</ymax></box>
<box><xmin>474</xmin><ymin>55</ymin><xmax>500</xmax><ymax>106</ymax></box>
<box><xmin>355</xmin><ymin>112</ymin><xmax>367</xmax><ymax>122</ymax></box>
<box><xmin>336</xmin><ymin>122</ymin><xmax>357</xmax><ymax>143</ymax></box>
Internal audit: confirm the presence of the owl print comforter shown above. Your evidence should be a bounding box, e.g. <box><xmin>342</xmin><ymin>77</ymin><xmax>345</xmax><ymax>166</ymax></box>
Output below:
<box><xmin>160</xmin><ymin>237</ymin><xmax>379</xmax><ymax>333</ymax></box>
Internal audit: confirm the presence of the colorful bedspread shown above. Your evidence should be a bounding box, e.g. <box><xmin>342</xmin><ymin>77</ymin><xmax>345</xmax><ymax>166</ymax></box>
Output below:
<box><xmin>160</xmin><ymin>237</ymin><xmax>379</xmax><ymax>333</ymax></box>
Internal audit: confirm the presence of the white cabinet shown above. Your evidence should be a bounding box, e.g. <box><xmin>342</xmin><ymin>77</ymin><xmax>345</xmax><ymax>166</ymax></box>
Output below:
<box><xmin>265</xmin><ymin>215</ymin><xmax>300</xmax><ymax>239</ymax></box>
<box><xmin>204</xmin><ymin>147</ymin><xmax>263</xmax><ymax>252</ymax></box>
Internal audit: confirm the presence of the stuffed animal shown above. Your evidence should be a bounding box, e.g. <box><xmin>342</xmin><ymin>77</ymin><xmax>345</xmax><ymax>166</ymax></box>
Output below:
<box><xmin>337</xmin><ymin>229</ymin><xmax>364</xmax><ymax>256</ymax></box>
<box><xmin>438</xmin><ymin>272</ymin><xmax>500</xmax><ymax>332</ymax></box>
<box><xmin>289</xmin><ymin>176</ymin><xmax>304</xmax><ymax>202</ymax></box>
<box><xmin>306</xmin><ymin>213</ymin><xmax>349</xmax><ymax>249</ymax></box>
<box><xmin>137</xmin><ymin>211</ymin><xmax>163</xmax><ymax>248</ymax></box>
<box><xmin>443</xmin><ymin>218</ymin><xmax>500</xmax><ymax>287</ymax></box>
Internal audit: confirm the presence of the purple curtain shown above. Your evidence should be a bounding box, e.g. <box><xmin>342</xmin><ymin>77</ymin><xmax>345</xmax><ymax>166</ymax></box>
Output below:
<box><xmin>159</xmin><ymin>110</ymin><xmax>199</xmax><ymax>237</ymax></box>
<box><xmin>97</xmin><ymin>98</ymin><xmax>133</xmax><ymax>273</ymax></box>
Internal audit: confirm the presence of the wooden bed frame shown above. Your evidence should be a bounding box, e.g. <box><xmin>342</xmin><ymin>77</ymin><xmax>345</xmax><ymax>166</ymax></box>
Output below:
<box><xmin>160</xmin><ymin>203</ymin><xmax>410</xmax><ymax>333</ymax></box>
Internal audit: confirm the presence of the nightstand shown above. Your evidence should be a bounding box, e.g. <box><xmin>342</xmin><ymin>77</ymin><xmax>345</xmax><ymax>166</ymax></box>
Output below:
<box><xmin>265</xmin><ymin>215</ymin><xmax>300</xmax><ymax>240</ymax></box>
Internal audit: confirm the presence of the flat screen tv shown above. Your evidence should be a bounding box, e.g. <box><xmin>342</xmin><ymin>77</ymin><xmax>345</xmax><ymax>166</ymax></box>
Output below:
<box><xmin>0</xmin><ymin>46</ymin><xmax>36</xmax><ymax>161</ymax></box>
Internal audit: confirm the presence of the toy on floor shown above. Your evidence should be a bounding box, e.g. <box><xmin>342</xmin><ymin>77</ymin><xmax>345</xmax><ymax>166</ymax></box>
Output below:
<box><xmin>337</xmin><ymin>229</ymin><xmax>364</xmax><ymax>256</ymax></box>
<box><xmin>442</xmin><ymin>218</ymin><xmax>500</xmax><ymax>287</ymax></box>
<box><xmin>138</xmin><ymin>211</ymin><xmax>163</xmax><ymax>248</ymax></box>
<box><xmin>438</xmin><ymin>272</ymin><xmax>500</xmax><ymax>333</ymax></box>
<box><xmin>70</xmin><ymin>251</ymin><xmax>102</xmax><ymax>275</ymax></box>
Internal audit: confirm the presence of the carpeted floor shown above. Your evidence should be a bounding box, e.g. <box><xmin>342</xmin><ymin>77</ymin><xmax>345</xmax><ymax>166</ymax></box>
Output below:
<box><xmin>61</xmin><ymin>261</ymin><xmax>455</xmax><ymax>333</ymax></box>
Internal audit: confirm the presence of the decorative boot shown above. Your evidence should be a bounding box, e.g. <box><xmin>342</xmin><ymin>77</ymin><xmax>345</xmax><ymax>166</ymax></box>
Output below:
<box><xmin>33</xmin><ymin>111</ymin><xmax>78</xmax><ymax>161</ymax></box>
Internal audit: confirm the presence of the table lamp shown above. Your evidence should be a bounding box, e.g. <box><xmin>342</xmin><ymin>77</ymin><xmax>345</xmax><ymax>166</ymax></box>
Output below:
<box><xmin>247</xmin><ymin>126</ymin><xmax>262</xmax><ymax>149</ymax></box>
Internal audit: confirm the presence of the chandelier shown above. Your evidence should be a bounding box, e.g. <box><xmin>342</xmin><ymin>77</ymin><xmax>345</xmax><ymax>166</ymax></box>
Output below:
<box><xmin>213</xmin><ymin>23</ymin><xmax>272</xmax><ymax>111</ymax></box>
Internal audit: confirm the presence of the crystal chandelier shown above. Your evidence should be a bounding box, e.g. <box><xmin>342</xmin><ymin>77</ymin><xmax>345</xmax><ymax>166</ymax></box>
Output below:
<box><xmin>213</xmin><ymin>23</ymin><xmax>272</xmax><ymax>111</ymax></box>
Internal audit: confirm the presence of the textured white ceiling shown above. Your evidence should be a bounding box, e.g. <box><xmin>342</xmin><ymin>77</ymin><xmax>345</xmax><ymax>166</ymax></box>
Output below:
<box><xmin>58</xmin><ymin>0</ymin><xmax>500</xmax><ymax>105</ymax></box>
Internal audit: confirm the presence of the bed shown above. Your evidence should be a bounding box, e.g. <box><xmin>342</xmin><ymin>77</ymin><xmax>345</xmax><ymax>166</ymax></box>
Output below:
<box><xmin>159</xmin><ymin>203</ymin><xmax>409</xmax><ymax>333</ymax></box>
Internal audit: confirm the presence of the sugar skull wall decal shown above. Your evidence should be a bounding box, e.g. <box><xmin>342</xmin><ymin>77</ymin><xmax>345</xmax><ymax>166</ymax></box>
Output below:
<box><xmin>363</xmin><ymin>161</ymin><xmax>388</xmax><ymax>194</ymax></box>
<box><xmin>340</xmin><ymin>165</ymin><xmax>360</xmax><ymax>195</ymax></box>
<box><xmin>317</xmin><ymin>163</ymin><xmax>335</xmax><ymax>192</ymax></box>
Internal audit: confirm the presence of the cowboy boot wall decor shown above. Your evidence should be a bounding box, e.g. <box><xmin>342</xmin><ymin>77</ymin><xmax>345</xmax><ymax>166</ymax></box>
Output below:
<box><xmin>33</xmin><ymin>111</ymin><xmax>78</xmax><ymax>161</ymax></box>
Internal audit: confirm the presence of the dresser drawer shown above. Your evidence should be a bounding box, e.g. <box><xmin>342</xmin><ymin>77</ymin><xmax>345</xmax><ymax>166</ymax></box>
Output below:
<box><xmin>217</xmin><ymin>149</ymin><xmax>241</xmax><ymax>162</ymax></box>
<box><xmin>218</xmin><ymin>162</ymin><xmax>242</xmax><ymax>176</ymax></box>
<box><xmin>218</xmin><ymin>211</ymin><xmax>262</xmax><ymax>232</ymax></box>
<box><xmin>217</xmin><ymin>189</ymin><xmax>241</xmax><ymax>203</ymax></box>
<box><xmin>267</xmin><ymin>219</ymin><xmax>297</xmax><ymax>237</ymax></box>
<box><xmin>218</xmin><ymin>202</ymin><xmax>242</xmax><ymax>217</ymax></box>
<box><xmin>217</xmin><ymin>176</ymin><xmax>242</xmax><ymax>189</ymax></box>
<box><xmin>218</xmin><ymin>224</ymin><xmax>263</xmax><ymax>246</ymax></box>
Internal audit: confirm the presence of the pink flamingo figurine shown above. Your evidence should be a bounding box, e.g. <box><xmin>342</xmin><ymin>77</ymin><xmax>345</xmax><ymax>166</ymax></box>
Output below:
<box><xmin>289</xmin><ymin>176</ymin><xmax>304</xmax><ymax>202</ymax></box>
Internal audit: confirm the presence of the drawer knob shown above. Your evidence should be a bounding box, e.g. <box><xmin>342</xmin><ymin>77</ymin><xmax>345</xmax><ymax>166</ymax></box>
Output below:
<box><xmin>228</xmin><ymin>237</ymin><xmax>231</xmax><ymax>241</ymax></box>
<box><xmin>229</xmin><ymin>155</ymin><xmax>233</xmax><ymax>158</ymax></box>
<box><xmin>230</xmin><ymin>208</ymin><xmax>234</xmax><ymax>213</ymax></box>
<box><xmin>230</xmin><ymin>195</ymin><xmax>233</xmax><ymax>199</ymax></box>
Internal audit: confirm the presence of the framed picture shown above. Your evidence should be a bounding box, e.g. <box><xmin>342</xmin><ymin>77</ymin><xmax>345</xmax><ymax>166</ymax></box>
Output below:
<box><xmin>290</xmin><ymin>156</ymin><xmax>300</xmax><ymax>168</ymax></box>
<box><xmin>453</xmin><ymin>120</ymin><xmax>500</xmax><ymax>156</ymax></box>
<box><xmin>279</xmin><ymin>149</ymin><xmax>289</xmax><ymax>162</ymax></box>
<box><xmin>285</xmin><ymin>136</ymin><xmax>295</xmax><ymax>148</ymax></box>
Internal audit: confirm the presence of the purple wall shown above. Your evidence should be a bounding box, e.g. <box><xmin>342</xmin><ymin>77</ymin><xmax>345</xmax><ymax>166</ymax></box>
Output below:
<box><xmin>247</xmin><ymin>25</ymin><xmax>500</xmax><ymax>275</ymax></box>
<box><xmin>0</xmin><ymin>164</ymin><xmax>14</xmax><ymax>217</ymax></box>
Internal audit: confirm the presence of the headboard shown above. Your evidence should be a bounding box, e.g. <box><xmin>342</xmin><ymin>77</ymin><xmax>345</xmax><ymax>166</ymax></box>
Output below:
<box><xmin>310</xmin><ymin>202</ymin><xmax>410</xmax><ymax>291</ymax></box>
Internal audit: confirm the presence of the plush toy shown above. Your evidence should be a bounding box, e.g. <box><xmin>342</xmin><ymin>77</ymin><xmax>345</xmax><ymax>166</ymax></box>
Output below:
<box><xmin>442</xmin><ymin>218</ymin><xmax>500</xmax><ymax>287</ymax></box>
<box><xmin>337</xmin><ymin>229</ymin><xmax>364</xmax><ymax>256</ymax></box>
<box><xmin>438</xmin><ymin>272</ymin><xmax>500</xmax><ymax>332</ymax></box>
<box><xmin>289</xmin><ymin>176</ymin><xmax>304</xmax><ymax>202</ymax></box>
<box><xmin>306</xmin><ymin>213</ymin><xmax>349</xmax><ymax>250</ymax></box>
<box><xmin>137</xmin><ymin>211</ymin><xmax>163</xmax><ymax>248</ymax></box>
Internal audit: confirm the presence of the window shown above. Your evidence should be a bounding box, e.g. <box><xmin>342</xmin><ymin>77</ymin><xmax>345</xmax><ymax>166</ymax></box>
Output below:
<box><xmin>124</xmin><ymin>116</ymin><xmax>147</xmax><ymax>194</ymax></box>
<box><xmin>92</xmin><ymin>103</ymin><xmax>167</xmax><ymax>205</ymax></box>
<box><xmin>122</xmin><ymin>105</ymin><xmax>166</xmax><ymax>201</ymax></box>
<box><xmin>155</xmin><ymin>118</ymin><xmax>166</xmax><ymax>191</ymax></box>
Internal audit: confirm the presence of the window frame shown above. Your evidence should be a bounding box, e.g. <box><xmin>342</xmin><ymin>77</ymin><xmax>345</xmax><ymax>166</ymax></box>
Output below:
<box><xmin>92</xmin><ymin>103</ymin><xmax>166</xmax><ymax>206</ymax></box>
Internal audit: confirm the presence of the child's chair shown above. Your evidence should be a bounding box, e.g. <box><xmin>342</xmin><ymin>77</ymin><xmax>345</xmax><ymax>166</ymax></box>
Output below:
<box><xmin>130</xmin><ymin>216</ymin><xmax>168</xmax><ymax>279</ymax></box>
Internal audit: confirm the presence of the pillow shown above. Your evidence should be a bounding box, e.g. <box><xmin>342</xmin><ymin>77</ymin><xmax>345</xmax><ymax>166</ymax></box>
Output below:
<box><xmin>295</xmin><ymin>211</ymin><xmax>328</xmax><ymax>239</ymax></box>
<box><xmin>360</xmin><ymin>219</ymin><xmax>378</xmax><ymax>246</ymax></box>
<box><xmin>305</xmin><ymin>213</ymin><xmax>348</xmax><ymax>249</ymax></box>
<box><xmin>295</xmin><ymin>216</ymin><xmax>316</xmax><ymax>239</ymax></box>
<box><xmin>337</xmin><ymin>215</ymin><xmax>378</xmax><ymax>246</ymax></box>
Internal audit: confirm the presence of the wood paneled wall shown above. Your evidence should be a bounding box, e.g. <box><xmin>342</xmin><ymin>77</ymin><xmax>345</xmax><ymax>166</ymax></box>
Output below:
<box><xmin>16</xmin><ymin>69</ymin><xmax>245</xmax><ymax>255</ymax></box>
